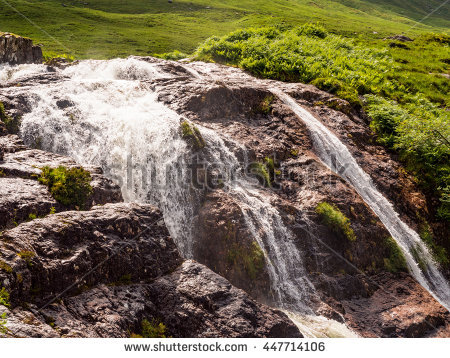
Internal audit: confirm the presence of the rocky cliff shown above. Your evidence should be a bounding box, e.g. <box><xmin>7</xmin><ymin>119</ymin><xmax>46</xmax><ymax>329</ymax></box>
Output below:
<box><xmin>0</xmin><ymin>32</ymin><xmax>42</xmax><ymax>65</ymax></box>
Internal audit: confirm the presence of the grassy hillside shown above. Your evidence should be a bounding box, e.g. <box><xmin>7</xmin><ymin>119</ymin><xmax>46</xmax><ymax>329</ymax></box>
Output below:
<box><xmin>0</xmin><ymin>0</ymin><xmax>449</xmax><ymax>59</ymax></box>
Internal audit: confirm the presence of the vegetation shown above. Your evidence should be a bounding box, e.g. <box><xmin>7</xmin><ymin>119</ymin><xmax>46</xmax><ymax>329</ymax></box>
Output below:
<box><xmin>0</xmin><ymin>260</ymin><xmax>13</xmax><ymax>273</ymax></box>
<box><xmin>316</xmin><ymin>202</ymin><xmax>356</xmax><ymax>242</ymax></box>
<box><xmin>0</xmin><ymin>287</ymin><xmax>10</xmax><ymax>335</ymax></box>
<box><xmin>38</xmin><ymin>166</ymin><xmax>93</xmax><ymax>209</ymax></box>
<box><xmin>383</xmin><ymin>237</ymin><xmax>408</xmax><ymax>273</ymax></box>
<box><xmin>227</xmin><ymin>241</ymin><xmax>265</xmax><ymax>280</ymax></box>
<box><xmin>1</xmin><ymin>1</ymin><xmax>448</xmax><ymax>59</ymax></box>
<box><xmin>0</xmin><ymin>101</ymin><xmax>19</xmax><ymax>134</ymax></box>
<box><xmin>180</xmin><ymin>120</ymin><xmax>206</xmax><ymax>150</ymax></box>
<box><xmin>419</xmin><ymin>224</ymin><xmax>449</xmax><ymax>268</ymax></box>
<box><xmin>131</xmin><ymin>319</ymin><xmax>167</xmax><ymax>338</ymax></box>
<box><xmin>195</xmin><ymin>26</ymin><xmax>449</xmax><ymax>222</ymax></box>
<box><xmin>18</xmin><ymin>250</ymin><xmax>35</xmax><ymax>267</ymax></box>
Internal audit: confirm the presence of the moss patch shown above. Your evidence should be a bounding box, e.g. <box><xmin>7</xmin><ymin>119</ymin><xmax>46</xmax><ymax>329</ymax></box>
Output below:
<box><xmin>0</xmin><ymin>260</ymin><xmax>12</xmax><ymax>273</ymax></box>
<box><xmin>227</xmin><ymin>241</ymin><xmax>265</xmax><ymax>280</ymax></box>
<box><xmin>38</xmin><ymin>166</ymin><xmax>93</xmax><ymax>209</ymax></box>
<box><xmin>383</xmin><ymin>237</ymin><xmax>408</xmax><ymax>273</ymax></box>
<box><xmin>180</xmin><ymin>120</ymin><xmax>206</xmax><ymax>150</ymax></box>
<box><xmin>315</xmin><ymin>202</ymin><xmax>356</xmax><ymax>242</ymax></box>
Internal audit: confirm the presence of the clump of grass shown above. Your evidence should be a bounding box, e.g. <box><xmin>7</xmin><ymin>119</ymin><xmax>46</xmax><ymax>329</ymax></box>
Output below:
<box><xmin>131</xmin><ymin>319</ymin><xmax>167</xmax><ymax>338</ymax></box>
<box><xmin>227</xmin><ymin>241</ymin><xmax>265</xmax><ymax>280</ymax></box>
<box><xmin>38</xmin><ymin>166</ymin><xmax>93</xmax><ymax>209</ymax></box>
<box><xmin>249</xmin><ymin>157</ymin><xmax>279</xmax><ymax>187</ymax></box>
<box><xmin>155</xmin><ymin>50</ymin><xmax>188</xmax><ymax>61</ymax></box>
<box><xmin>0</xmin><ymin>287</ymin><xmax>9</xmax><ymax>334</ymax></box>
<box><xmin>180</xmin><ymin>120</ymin><xmax>206</xmax><ymax>150</ymax></box>
<box><xmin>256</xmin><ymin>95</ymin><xmax>274</xmax><ymax>114</ymax></box>
<box><xmin>315</xmin><ymin>202</ymin><xmax>356</xmax><ymax>242</ymax></box>
<box><xmin>383</xmin><ymin>237</ymin><xmax>408</xmax><ymax>273</ymax></box>
<box><xmin>42</xmin><ymin>52</ymin><xmax>75</xmax><ymax>63</ymax></box>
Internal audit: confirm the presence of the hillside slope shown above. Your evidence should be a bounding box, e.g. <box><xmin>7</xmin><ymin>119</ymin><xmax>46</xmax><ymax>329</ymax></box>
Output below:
<box><xmin>0</xmin><ymin>0</ymin><xmax>448</xmax><ymax>58</ymax></box>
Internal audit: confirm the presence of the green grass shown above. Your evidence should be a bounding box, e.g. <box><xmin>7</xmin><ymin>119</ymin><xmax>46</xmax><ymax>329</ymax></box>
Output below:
<box><xmin>316</xmin><ymin>202</ymin><xmax>357</xmax><ymax>242</ymax></box>
<box><xmin>38</xmin><ymin>166</ymin><xmax>93</xmax><ymax>209</ymax></box>
<box><xmin>0</xmin><ymin>1</ymin><xmax>448</xmax><ymax>59</ymax></box>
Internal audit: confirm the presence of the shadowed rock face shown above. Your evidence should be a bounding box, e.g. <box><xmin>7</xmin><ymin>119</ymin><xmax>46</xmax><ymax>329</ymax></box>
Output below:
<box><xmin>0</xmin><ymin>202</ymin><xmax>301</xmax><ymax>338</ymax></box>
<box><xmin>1</xmin><ymin>53</ymin><xmax>449</xmax><ymax>337</ymax></box>
<box><xmin>0</xmin><ymin>33</ymin><xmax>42</xmax><ymax>65</ymax></box>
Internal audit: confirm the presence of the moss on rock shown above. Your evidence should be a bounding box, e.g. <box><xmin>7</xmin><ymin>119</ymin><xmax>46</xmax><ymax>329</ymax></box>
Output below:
<box><xmin>180</xmin><ymin>120</ymin><xmax>206</xmax><ymax>150</ymax></box>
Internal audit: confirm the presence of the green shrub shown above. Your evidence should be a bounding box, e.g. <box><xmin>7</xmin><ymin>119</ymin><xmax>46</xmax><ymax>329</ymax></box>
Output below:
<box><xmin>38</xmin><ymin>166</ymin><xmax>93</xmax><ymax>209</ymax></box>
<box><xmin>315</xmin><ymin>202</ymin><xmax>356</xmax><ymax>242</ymax></box>
<box><xmin>180</xmin><ymin>120</ymin><xmax>206</xmax><ymax>150</ymax></box>
<box><xmin>383</xmin><ymin>237</ymin><xmax>408</xmax><ymax>273</ymax></box>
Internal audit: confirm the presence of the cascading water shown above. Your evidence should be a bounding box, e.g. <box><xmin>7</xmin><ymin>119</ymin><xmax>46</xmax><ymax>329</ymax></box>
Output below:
<box><xmin>271</xmin><ymin>89</ymin><xmax>450</xmax><ymax>310</ymax></box>
<box><xmin>1</xmin><ymin>59</ymin><xmax>318</xmax><ymax>314</ymax></box>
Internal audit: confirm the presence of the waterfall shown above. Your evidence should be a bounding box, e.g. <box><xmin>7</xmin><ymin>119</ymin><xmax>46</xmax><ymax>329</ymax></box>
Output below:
<box><xmin>271</xmin><ymin>89</ymin><xmax>450</xmax><ymax>310</ymax></box>
<box><xmin>3</xmin><ymin>59</ymin><xmax>317</xmax><ymax>313</ymax></box>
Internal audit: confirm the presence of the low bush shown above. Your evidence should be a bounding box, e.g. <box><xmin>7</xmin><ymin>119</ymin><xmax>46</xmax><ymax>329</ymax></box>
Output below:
<box><xmin>38</xmin><ymin>166</ymin><xmax>93</xmax><ymax>209</ymax></box>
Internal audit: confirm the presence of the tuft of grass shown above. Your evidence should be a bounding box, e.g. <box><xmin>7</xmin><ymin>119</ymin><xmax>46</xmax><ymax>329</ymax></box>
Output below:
<box><xmin>38</xmin><ymin>166</ymin><xmax>93</xmax><ymax>209</ymax></box>
<box><xmin>131</xmin><ymin>319</ymin><xmax>167</xmax><ymax>338</ymax></box>
<box><xmin>316</xmin><ymin>202</ymin><xmax>356</xmax><ymax>242</ymax></box>
<box><xmin>180</xmin><ymin>120</ymin><xmax>206</xmax><ymax>150</ymax></box>
<box><xmin>0</xmin><ymin>287</ymin><xmax>9</xmax><ymax>334</ymax></box>
<box><xmin>0</xmin><ymin>102</ymin><xmax>19</xmax><ymax>134</ymax></box>
<box><xmin>383</xmin><ymin>237</ymin><xmax>408</xmax><ymax>273</ymax></box>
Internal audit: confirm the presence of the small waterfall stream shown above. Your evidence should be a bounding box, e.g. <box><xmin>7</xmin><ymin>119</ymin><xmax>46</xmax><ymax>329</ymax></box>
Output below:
<box><xmin>271</xmin><ymin>89</ymin><xmax>450</xmax><ymax>310</ymax></box>
<box><xmin>2</xmin><ymin>59</ymin><xmax>317</xmax><ymax>313</ymax></box>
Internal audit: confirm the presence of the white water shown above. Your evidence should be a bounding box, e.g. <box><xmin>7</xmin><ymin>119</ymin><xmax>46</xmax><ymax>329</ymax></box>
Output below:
<box><xmin>272</xmin><ymin>89</ymin><xmax>450</xmax><ymax>310</ymax></box>
<box><xmin>1</xmin><ymin>59</ymin><xmax>317</xmax><ymax>314</ymax></box>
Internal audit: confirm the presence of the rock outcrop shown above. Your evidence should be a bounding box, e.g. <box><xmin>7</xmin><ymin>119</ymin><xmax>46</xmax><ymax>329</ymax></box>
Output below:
<box><xmin>0</xmin><ymin>202</ymin><xmax>301</xmax><ymax>338</ymax></box>
<box><xmin>0</xmin><ymin>32</ymin><xmax>42</xmax><ymax>65</ymax></box>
